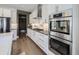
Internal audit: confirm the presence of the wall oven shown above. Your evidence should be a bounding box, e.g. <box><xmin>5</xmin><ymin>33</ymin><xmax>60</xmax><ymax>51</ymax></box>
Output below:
<box><xmin>49</xmin><ymin>9</ymin><xmax>72</xmax><ymax>55</ymax></box>
<box><xmin>49</xmin><ymin>35</ymin><xmax>72</xmax><ymax>55</ymax></box>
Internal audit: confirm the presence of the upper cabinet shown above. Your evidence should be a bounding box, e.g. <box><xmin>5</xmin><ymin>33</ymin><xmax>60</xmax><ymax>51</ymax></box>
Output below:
<box><xmin>58</xmin><ymin>4</ymin><xmax>73</xmax><ymax>11</ymax></box>
<box><xmin>0</xmin><ymin>8</ymin><xmax>2</xmax><ymax>16</ymax></box>
<box><xmin>48</xmin><ymin>4</ymin><xmax>73</xmax><ymax>14</ymax></box>
<box><xmin>31</xmin><ymin>8</ymin><xmax>37</xmax><ymax>18</ymax></box>
<box><xmin>3</xmin><ymin>8</ymin><xmax>11</xmax><ymax>17</ymax></box>
<box><xmin>11</xmin><ymin>9</ymin><xmax>17</xmax><ymax>24</ymax></box>
<box><xmin>42</xmin><ymin>4</ymin><xmax>50</xmax><ymax>20</ymax></box>
<box><xmin>0</xmin><ymin>8</ymin><xmax>11</xmax><ymax>17</ymax></box>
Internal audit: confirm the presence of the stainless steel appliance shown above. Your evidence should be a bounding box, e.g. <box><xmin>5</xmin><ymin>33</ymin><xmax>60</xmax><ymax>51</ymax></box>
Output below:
<box><xmin>49</xmin><ymin>35</ymin><xmax>72</xmax><ymax>55</ymax></box>
<box><xmin>49</xmin><ymin>9</ymin><xmax>72</xmax><ymax>55</ymax></box>
<box><xmin>50</xmin><ymin>20</ymin><xmax>70</xmax><ymax>34</ymax></box>
<box><xmin>0</xmin><ymin>17</ymin><xmax>10</xmax><ymax>33</ymax></box>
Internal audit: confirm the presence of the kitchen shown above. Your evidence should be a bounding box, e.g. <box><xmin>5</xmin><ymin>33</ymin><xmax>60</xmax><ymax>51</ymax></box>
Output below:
<box><xmin>0</xmin><ymin>4</ymin><xmax>79</xmax><ymax>55</ymax></box>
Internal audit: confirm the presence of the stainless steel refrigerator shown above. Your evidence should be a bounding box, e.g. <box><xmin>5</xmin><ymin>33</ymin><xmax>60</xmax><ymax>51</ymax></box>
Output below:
<box><xmin>0</xmin><ymin>17</ymin><xmax>10</xmax><ymax>33</ymax></box>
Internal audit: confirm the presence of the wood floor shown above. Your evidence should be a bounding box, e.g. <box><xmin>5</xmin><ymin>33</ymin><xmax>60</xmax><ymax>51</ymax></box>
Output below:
<box><xmin>11</xmin><ymin>34</ymin><xmax>46</xmax><ymax>55</ymax></box>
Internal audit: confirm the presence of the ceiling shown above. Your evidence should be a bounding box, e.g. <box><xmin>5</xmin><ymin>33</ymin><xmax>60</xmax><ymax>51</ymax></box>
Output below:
<box><xmin>0</xmin><ymin>4</ymin><xmax>38</xmax><ymax>12</ymax></box>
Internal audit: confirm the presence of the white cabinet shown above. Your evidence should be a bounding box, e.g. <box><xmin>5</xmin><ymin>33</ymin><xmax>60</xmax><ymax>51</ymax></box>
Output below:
<box><xmin>27</xmin><ymin>28</ymin><xmax>49</xmax><ymax>54</ymax></box>
<box><xmin>3</xmin><ymin>8</ymin><xmax>11</xmax><ymax>17</ymax></box>
<box><xmin>47</xmin><ymin>4</ymin><xmax>57</xmax><ymax>15</ymax></box>
<box><xmin>27</xmin><ymin>28</ymin><xmax>30</xmax><ymax>37</ymax></box>
<box><xmin>0</xmin><ymin>8</ymin><xmax>2</xmax><ymax>16</ymax></box>
<box><xmin>11</xmin><ymin>9</ymin><xmax>17</xmax><ymax>24</ymax></box>
<box><xmin>42</xmin><ymin>4</ymin><xmax>49</xmax><ymax>20</ymax></box>
<box><xmin>29</xmin><ymin>9</ymin><xmax>37</xmax><ymax>24</ymax></box>
<box><xmin>37</xmin><ymin>33</ymin><xmax>48</xmax><ymax>53</ymax></box>
<box><xmin>58</xmin><ymin>4</ymin><xmax>73</xmax><ymax>11</ymax></box>
<box><xmin>0</xmin><ymin>8</ymin><xmax>11</xmax><ymax>17</ymax></box>
<box><xmin>11</xmin><ymin>30</ymin><xmax>17</xmax><ymax>40</ymax></box>
<box><xmin>45</xmin><ymin>4</ymin><xmax>73</xmax><ymax>15</ymax></box>
<box><xmin>32</xmin><ymin>9</ymin><xmax>37</xmax><ymax>18</ymax></box>
<box><xmin>0</xmin><ymin>33</ymin><xmax>12</xmax><ymax>55</ymax></box>
<box><xmin>30</xmin><ymin>8</ymin><xmax>37</xmax><ymax>19</ymax></box>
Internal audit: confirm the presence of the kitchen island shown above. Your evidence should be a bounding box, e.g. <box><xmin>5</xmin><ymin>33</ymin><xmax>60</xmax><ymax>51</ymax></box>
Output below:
<box><xmin>0</xmin><ymin>32</ymin><xmax>13</xmax><ymax>55</ymax></box>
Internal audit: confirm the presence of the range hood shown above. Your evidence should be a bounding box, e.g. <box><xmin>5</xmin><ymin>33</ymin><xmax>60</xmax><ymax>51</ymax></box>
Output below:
<box><xmin>33</xmin><ymin>17</ymin><xmax>42</xmax><ymax>19</ymax></box>
<box><xmin>33</xmin><ymin>4</ymin><xmax>42</xmax><ymax>19</ymax></box>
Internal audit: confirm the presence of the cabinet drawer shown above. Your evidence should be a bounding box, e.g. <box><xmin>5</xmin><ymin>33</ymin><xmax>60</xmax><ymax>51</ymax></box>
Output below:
<box><xmin>39</xmin><ymin>33</ymin><xmax>48</xmax><ymax>44</ymax></box>
<box><xmin>36</xmin><ymin>40</ymin><xmax>47</xmax><ymax>53</ymax></box>
<box><xmin>38</xmin><ymin>37</ymin><xmax>48</xmax><ymax>49</ymax></box>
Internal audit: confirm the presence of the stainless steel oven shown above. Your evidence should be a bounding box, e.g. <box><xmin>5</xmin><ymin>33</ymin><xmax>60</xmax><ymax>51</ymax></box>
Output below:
<box><xmin>49</xmin><ymin>9</ymin><xmax>73</xmax><ymax>55</ymax></box>
<box><xmin>49</xmin><ymin>35</ymin><xmax>72</xmax><ymax>55</ymax></box>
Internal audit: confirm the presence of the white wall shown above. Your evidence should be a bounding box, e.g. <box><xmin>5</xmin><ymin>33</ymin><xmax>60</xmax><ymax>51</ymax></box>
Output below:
<box><xmin>72</xmin><ymin>5</ymin><xmax>79</xmax><ymax>55</ymax></box>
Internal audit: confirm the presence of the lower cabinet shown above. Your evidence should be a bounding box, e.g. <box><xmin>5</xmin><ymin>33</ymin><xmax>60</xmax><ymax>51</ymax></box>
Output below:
<box><xmin>0</xmin><ymin>33</ymin><xmax>12</xmax><ymax>55</ymax></box>
<box><xmin>11</xmin><ymin>30</ymin><xmax>17</xmax><ymax>40</ymax></box>
<box><xmin>27</xmin><ymin>28</ymin><xmax>49</xmax><ymax>54</ymax></box>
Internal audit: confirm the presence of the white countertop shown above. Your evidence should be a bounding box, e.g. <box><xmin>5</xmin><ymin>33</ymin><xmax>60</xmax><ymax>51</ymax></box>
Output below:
<box><xmin>0</xmin><ymin>32</ymin><xmax>11</xmax><ymax>35</ymax></box>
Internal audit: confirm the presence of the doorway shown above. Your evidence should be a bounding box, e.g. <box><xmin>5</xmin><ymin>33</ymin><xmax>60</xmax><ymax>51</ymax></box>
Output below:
<box><xmin>18</xmin><ymin>14</ymin><xmax>27</xmax><ymax>37</ymax></box>
<box><xmin>17</xmin><ymin>10</ymin><xmax>30</xmax><ymax>38</ymax></box>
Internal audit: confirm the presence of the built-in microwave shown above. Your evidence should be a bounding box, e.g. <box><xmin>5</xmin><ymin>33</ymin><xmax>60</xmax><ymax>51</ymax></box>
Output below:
<box><xmin>50</xmin><ymin>17</ymin><xmax>72</xmax><ymax>35</ymax></box>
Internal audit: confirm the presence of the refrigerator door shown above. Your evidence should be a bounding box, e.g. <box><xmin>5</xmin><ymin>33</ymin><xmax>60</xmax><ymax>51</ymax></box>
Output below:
<box><xmin>0</xmin><ymin>18</ymin><xmax>1</xmax><ymax>32</ymax></box>
<box><xmin>3</xmin><ymin>18</ymin><xmax>6</xmax><ymax>32</ymax></box>
<box><xmin>6</xmin><ymin>18</ymin><xmax>10</xmax><ymax>32</ymax></box>
<box><xmin>0</xmin><ymin>18</ymin><xmax>3</xmax><ymax>33</ymax></box>
<box><xmin>0</xmin><ymin>18</ymin><xmax>10</xmax><ymax>33</ymax></box>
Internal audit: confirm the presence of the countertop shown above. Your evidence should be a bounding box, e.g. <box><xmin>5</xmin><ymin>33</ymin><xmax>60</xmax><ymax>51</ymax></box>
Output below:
<box><xmin>27</xmin><ymin>27</ymin><xmax>48</xmax><ymax>35</ymax></box>
<box><xmin>0</xmin><ymin>32</ymin><xmax>11</xmax><ymax>35</ymax></box>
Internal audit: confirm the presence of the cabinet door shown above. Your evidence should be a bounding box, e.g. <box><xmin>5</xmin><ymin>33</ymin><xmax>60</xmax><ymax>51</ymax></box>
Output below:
<box><xmin>32</xmin><ymin>9</ymin><xmax>37</xmax><ymax>18</ymax></box>
<box><xmin>0</xmin><ymin>35</ymin><xmax>12</xmax><ymax>55</ymax></box>
<box><xmin>0</xmin><ymin>8</ymin><xmax>2</xmax><ymax>17</ymax></box>
<box><xmin>58</xmin><ymin>4</ymin><xmax>73</xmax><ymax>11</ymax></box>
<box><xmin>3</xmin><ymin>8</ymin><xmax>11</xmax><ymax>17</ymax></box>
<box><xmin>48</xmin><ymin>4</ymin><xmax>57</xmax><ymax>14</ymax></box>
<box><xmin>42</xmin><ymin>5</ymin><xmax>49</xmax><ymax>20</ymax></box>
<box><xmin>12</xmin><ymin>30</ymin><xmax>17</xmax><ymax>40</ymax></box>
<box><xmin>11</xmin><ymin>9</ymin><xmax>17</xmax><ymax>24</ymax></box>
<box><xmin>27</xmin><ymin>28</ymin><xmax>31</xmax><ymax>38</ymax></box>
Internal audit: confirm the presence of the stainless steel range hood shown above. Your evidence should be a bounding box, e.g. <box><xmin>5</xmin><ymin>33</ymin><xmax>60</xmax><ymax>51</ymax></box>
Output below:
<box><xmin>33</xmin><ymin>4</ymin><xmax>42</xmax><ymax>19</ymax></box>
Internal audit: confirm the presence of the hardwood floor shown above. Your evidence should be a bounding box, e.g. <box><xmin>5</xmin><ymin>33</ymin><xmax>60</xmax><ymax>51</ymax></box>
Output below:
<box><xmin>11</xmin><ymin>34</ymin><xmax>46</xmax><ymax>55</ymax></box>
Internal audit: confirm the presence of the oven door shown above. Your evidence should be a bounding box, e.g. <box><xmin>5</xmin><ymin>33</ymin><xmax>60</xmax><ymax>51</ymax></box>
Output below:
<box><xmin>49</xmin><ymin>37</ymin><xmax>71</xmax><ymax>55</ymax></box>
<box><xmin>50</xmin><ymin>17</ymin><xmax>72</xmax><ymax>34</ymax></box>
